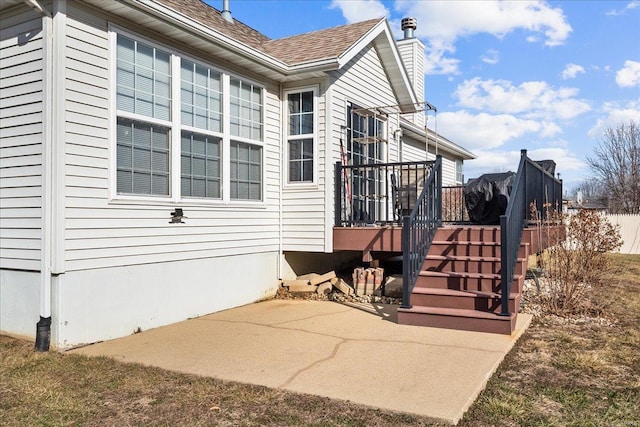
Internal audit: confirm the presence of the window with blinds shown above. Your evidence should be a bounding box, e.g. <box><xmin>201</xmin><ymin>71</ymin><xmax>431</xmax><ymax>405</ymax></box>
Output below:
<box><xmin>114</xmin><ymin>32</ymin><xmax>264</xmax><ymax>202</ymax></box>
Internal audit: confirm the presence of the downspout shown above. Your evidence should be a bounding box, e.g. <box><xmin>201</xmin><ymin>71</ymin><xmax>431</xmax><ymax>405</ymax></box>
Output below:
<box><xmin>278</xmin><ymin>81</ymin><xmax>284</xmax><ymax>280</ymax></box>
<box><xmin>32</xmin><ymin>0</ymin><xmax>52</xmax><ymax>351</ymax></box>
<box><xmin>35</xmin><ymin>0</ymin><xmax>66</xmax><ymax>351</ymax></box>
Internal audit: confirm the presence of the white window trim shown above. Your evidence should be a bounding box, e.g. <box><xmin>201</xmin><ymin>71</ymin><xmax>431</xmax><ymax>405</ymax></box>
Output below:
<box><xmin>283</xmin><ymin>86</ymin><xmax>318</xmax><ymax>189</ymax></box>
<box><xmin>108</xmin><ymin>25</ymin><xmax>268</xmax><ymax>207</ymax></box>
<box><xmin>226</xmin><ymin>70</ymin><xmax>267</xmax><ymax>204</ymax></box>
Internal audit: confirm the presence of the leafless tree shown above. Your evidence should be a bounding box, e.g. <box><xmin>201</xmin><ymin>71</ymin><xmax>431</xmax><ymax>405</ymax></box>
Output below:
<box><xmin>587</xmin><ymin>120</ymin><xmax>640</xmax><ymax>214</ymax></box>
<box><xmin>571</xmin><ymin>179</ymin><xmax>607</xmax><ymax>205</ymax></box>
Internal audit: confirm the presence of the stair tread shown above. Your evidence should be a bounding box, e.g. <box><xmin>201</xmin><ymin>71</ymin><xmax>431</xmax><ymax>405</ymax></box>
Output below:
<box><xmin>419</xmin><ymin>270</ymin><xmax>524</xmax><ymax>280</ymax></box>
<box><xmin>432</xmin><ymin>240</ymin><xmax>530</xmax><ymax>247</ymax></box>
<box><xmin>398</xmin><ymin>305</ymin><xmax>516</xmax><ymax>320</ymax></box>
<box><xmin>425</xmin><ymin>254</ymin><xmax>526</xmax><ymax>262</ymax></box>
<box><xmin>411</xmin><ymin>287</ymin><xmax>520</xmax><ymax>299</ymax></box>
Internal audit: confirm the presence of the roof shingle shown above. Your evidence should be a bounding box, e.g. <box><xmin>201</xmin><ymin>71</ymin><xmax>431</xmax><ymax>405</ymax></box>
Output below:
<box><xmin>153</xmin><ymin>0</ymin><xmax>383</xmax><ymax>66</ymax></box>
<box><xmin>263</xmin><ymin>19</ymin><xmax>382</xmax><ymax>65</ymax></box>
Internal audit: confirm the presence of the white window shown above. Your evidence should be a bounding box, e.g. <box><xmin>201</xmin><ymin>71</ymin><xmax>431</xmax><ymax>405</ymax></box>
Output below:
<box><xmin>116</xmin><ymin>35</ymin><xmax>172</xmax><ymax>196</ymax></box>
<box><xmin>113</xmin><ymin>31</ymin><xmax>265</xmax><ymax>202</ymax></box>
<box><xmin>287</xmin><ymin>90</ymin><xmax>315</xmax><ymax>183</ymax></box>
<box><xmin>230</xmin><ymin>141</ymin><xmax>262</xmax><ymax>200</ymax></box>
<box><xmin>181</xmin><ymin>132</ymin><xmax>221</xmax><ymax>198</ymax></box>
<box><xmin>455</xmin><ymin>159</ymin><xmax>463</xmax><ymax>184</ymax></box>
<box><xmin>230</xmin><ymin>78</ymin><xmax>263</xmax><ymax>140</ymax></box>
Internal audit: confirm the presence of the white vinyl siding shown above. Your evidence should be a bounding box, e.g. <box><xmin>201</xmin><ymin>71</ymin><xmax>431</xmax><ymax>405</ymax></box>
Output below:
<box><xmin>0</xmin><ymin>16</ymin><xmax>44</xmax><ymax>271</ymax></box>
<box><xmin>59</xmin><ymin>7</ymin><xmax>279</xmax><ymax>272</ymax></box>
<box><xmin>282</xmin><ymin>46</ymin><xmax>400</xmax><ymax>252</ymax></box>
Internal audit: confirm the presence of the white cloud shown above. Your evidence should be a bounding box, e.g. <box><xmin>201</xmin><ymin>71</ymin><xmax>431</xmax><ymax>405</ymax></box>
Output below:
<box><xmin>615</xmin><ymin>60</ymin><xmax>640</xmax><ymax>87</ymax></box>
<box><xmin>463</xmin><ymin>146</ymin><xmax>583</xmax><ymax>181</ymax></box>
<box><xmin>606</xmin><ymin>1</ymin><xmax>640</xmax><ymax>16</ymax></box>
<box><xmin>393</xmin><ymin>0</ymin><xmax>572</xmax><ymax>74</ymax></box>
<box><xmin>562</xmin><ymin>63</ymin><xmax>586</xmax><ymax>80</ymax></box>
<box><xmin>453</xmin><ymin>78</ymin><xmax>591</xmax><ymax>120</ymax></box>
<box><xmin>436</xmin><ymin>110</ymin><xmax>543</xmax><ymax>151</ymax></box>
<box><xmin>481</xmin><ymin>49</ymin><xmax>499</xmax><ymax>65</ymax></box>
<box><xmin>587</xmin><ymin>98</ymin><xmax>640</xmax><ymax>137</ymax></box>
<box><xmin>329</xmin><ymin>0</ymin><xmax>389</xmax><ymax>22</ymax></box>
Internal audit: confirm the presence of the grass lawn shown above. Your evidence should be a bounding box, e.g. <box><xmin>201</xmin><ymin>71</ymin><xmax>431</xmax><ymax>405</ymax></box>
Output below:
<box><xmin>2</xmin><ymin>254</ymin><xmax>639</xmax><ymax>426</ymax></box>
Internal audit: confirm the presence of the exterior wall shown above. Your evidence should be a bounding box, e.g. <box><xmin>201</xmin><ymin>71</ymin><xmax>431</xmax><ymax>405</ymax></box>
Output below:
<box><xmin>62</xmin><ymin>6</ymin><xmax>281</xmax><ymax>273</ymax></box>
<box><xmin>282</xmin><ymin>44</ymin><xmax>403</xmax><ymax>253</ymax></box>
<box><xmin>0</xmin><ymin>10</ymin><xmax>44</xmax><ymax>272</ymax></box>
<box><xmin>440</xmin><ymin>152</ymin><xmax>459</xmax><ymax>186</ymax></box>
<box><xmin>281</xmin><ymin>79</ymin><xmax>329</xmax><ymax>252</ymax></box>
<box><xmin>9</xmin><ymin>4</ymin><xmax>282</xmax><ymax>347</ymax></box>
<box><xmin>52</xmin><ymin>251</ymin><xmax>278</xmax><ymax>348</ymax></box>
<box><xmin>0</xmin><ymin>270</ymin><xmax>40</xmax><ymax>338</ymax></box>
<box><xmin>402</xmin><ymin>135</ymin><xmax>460</xmax><ymax>186</ymax></box>
<box><xmin>397</xmin><ymin>38</ymin><xmax>425</xmax><ymax>129</ymax></box>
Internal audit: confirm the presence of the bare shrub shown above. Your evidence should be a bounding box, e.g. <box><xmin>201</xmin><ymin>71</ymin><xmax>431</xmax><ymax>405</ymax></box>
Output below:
<box><xmin>532</xmin><ymin>206</ymin><xmax>623</xmax><ymax>315</ymax></box>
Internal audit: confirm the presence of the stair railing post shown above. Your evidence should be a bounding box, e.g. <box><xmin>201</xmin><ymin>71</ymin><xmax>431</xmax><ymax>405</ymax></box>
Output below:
<box><xmin>401</xmin><ymin>215</ymin><xmax>412</xmax><ymax>309</ymax></box>
<box><xmin>335</xmin><ymin>161</ymin><xmax>342</xmax><ymax>226</ymax></box>
<box><xmin>436</xmin><ymin>155</ymin><xmax>442</xmax><ymax>224</ymax></box>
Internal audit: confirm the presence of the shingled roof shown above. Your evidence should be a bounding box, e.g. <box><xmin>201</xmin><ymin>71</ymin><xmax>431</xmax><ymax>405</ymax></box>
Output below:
<box><xmin>153</xmin><ymin>0</ymin><xmax>382</xmax><ymax>66</ymax></box>
<box><xmin>262</xmin><ymin>19</ymin><xmax>382</xmax><ymax>65</ymax></box>
<box><xmin>154</xmin><ymin>0</ymin><xmax>270</xmax><ymax>50</ymax></box>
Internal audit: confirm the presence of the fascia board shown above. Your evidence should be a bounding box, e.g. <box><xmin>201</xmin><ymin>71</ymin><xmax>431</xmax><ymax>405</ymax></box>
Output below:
<box><xmin>337</xmin><ymin>19</ymin><xmax>419</xmax><ymax>113</ymax></box>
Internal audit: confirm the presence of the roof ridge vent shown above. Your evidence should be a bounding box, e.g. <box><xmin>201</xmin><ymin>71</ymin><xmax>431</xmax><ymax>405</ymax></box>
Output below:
<box><xmin>401</xmin><ymin>17</ymin><xmax>417</xmax><ymax>39</ymax></box>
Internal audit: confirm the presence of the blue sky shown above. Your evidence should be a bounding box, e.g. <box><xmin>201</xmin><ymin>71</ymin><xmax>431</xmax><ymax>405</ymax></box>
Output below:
<box><xmin>206</xmin><ymin>0</ymin><xmax>640</xmax><ymax>190</ymax></box>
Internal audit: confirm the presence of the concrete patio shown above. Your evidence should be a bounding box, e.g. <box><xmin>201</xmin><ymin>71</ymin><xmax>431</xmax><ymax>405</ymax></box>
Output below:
<box><xmin>70</xmin><ymin>299</ymin><xmax>532</xmax><ymax>425</ymax></box>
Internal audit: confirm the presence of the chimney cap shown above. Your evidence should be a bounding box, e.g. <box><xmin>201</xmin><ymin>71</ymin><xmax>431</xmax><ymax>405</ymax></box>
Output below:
<box><xmin>401</xmin><ymin>17</ymin><xmax>417</xmax><ymax>31</ymax></box>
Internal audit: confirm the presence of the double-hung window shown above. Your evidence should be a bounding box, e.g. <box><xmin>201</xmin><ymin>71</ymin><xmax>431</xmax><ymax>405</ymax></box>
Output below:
<box><xmin>286</xmin><ymin>90</ymin><xmax>315</xmax><ymax>183</ymax></box>
<box><xmin>116</xmin><ymin>35</ymin><xmax>171</xmax><ymax>196</ymax></box>
<box><xmin>180</xmin><ymin>60</ymin><xmax>222</xmax><ymax>199</ymax></box>
<box><xmin>230</xmin><ymin>78</ymin><xmax>264</xmax><ymax>200</ymax></box>
<box><xmin>114</xmin><ymin>31</ymin><xmax>265</xmax><ymax>202</ymax></box>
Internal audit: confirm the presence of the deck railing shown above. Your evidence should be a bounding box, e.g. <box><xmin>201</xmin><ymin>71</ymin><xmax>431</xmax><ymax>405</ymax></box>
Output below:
<box><xmin>401</xmin><ymin>155</ymin><xmax>442</xmax><ymax>308</ymax></box>
<box><xmin>499</xmin><ymin>149</ymin><xmax>562</xmax><ymax>316</ymax></box>
<box><xmin>335</xmin><ymin>160</ymin><xmax>435</xmax><ymax>226</ymax></box>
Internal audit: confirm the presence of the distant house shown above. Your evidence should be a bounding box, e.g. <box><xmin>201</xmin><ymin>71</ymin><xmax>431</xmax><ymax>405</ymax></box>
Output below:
<box><xmin>0</xmin><ymin>0</ymin><xmax>474</xmax><ymax>348</ymax></box>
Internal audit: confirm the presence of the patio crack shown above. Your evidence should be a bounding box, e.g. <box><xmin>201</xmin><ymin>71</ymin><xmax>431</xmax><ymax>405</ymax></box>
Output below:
<box><xmin>277</xmin><ymin>338</ymin><xmax>347</xmax><ymax>389</ymax></box>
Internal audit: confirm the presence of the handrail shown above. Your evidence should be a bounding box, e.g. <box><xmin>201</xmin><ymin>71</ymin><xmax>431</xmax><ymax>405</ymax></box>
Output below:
<box><xmin>401</xmin><ymin>155</ymin><xmax>442</xmax><ymax>308</ymax></box>
<box><xmin>335</xmin><ymin>160</ymin><xmax>435</xmax><ymax>226</ymax></box>
<box><xmin>499</xmin><ymin>149</ymin><xmax>562</xmax><ymax>316</ymax></box>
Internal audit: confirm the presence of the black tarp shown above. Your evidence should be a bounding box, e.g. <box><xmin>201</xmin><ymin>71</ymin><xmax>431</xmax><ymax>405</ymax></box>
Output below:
<box><xmin>464</xmin><ymin>172</ymin><xmax>515</xmax><ymax>225</ymax></box>
<box><xmin>535</xmin><ymin>160</ymin><xmax>556</xmax><ymax>176</ymax></box>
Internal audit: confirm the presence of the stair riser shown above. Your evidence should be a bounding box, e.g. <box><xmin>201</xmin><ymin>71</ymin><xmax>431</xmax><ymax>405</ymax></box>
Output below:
<box><xmin>423</xmin><ymin>259</ymin><xmax>526</xmax><ymax>275</ymax></box>
<box><xmin>410</xmin><ymin>293</ymin><xmax>520</xmax><ymax>314</ymax></box>
<box><xmin>397</xmin><ymin>310</ymin><xmax>516</xmax><ymax>334</ymax></box>
<box><xmin>435</xmin><ymin>227</ymin><xmax>501</xmax><ymax>243</ymax></box>
<box><xmin>415</xmin><ymin>275</ymin><xmax>523</xmax><ymax>294</ymax></box>
<box><xmin>429</xmin><ymin>243</ymin><xmax>529</xmax><ymax>258</ymax></box>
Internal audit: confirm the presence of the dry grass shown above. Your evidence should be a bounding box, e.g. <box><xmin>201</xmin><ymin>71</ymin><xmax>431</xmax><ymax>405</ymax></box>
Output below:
<box><xmin>459</xmin><ymin>253</ymin><xmax>640</xmax><ymax>426</ymax></box>
<box><xmin>1</xmin><ymin>254</ymin><xmax>639</xmax><ymax>426</ymax></box>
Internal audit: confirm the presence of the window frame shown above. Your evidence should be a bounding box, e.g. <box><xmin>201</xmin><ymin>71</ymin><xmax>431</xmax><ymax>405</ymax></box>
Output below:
<box><xmin>108</xmin><ymin>26</ymin><xmax>267</xmax><ymax>206</ymax></box>
<box><xmin>284</xmin><ymin>86</ymin><xmax>318</xmax><ymax>187</ymax></box>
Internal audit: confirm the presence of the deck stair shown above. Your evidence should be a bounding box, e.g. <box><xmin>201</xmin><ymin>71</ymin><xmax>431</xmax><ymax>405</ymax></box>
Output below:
<box><xmin>397</xmin><ymin>225</ymin><xmax>530</xmax><ymax>334</ymax></box>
